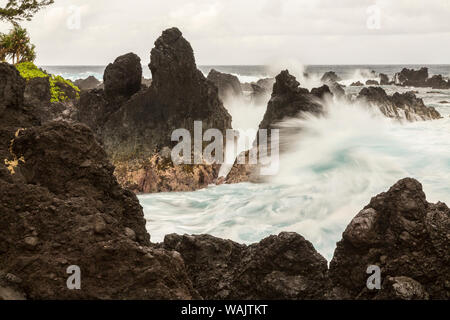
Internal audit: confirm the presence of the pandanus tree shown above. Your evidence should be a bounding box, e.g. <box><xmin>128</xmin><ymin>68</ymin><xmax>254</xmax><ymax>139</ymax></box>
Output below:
<box><xmin>0</xmin><ymin>25</ymin><xmax>36</xmax><ymax>64</ymax></box>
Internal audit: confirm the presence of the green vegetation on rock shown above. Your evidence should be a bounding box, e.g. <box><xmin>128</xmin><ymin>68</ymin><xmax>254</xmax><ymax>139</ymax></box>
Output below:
<box><xmin>16</xmin><ymin>62</ymin><xmax>80</xmax><ymax>102</ymax></box>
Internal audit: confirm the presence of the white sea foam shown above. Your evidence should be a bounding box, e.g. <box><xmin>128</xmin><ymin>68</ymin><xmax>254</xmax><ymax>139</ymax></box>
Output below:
<box><xmin>140</xmin><ymin>91</ymin><xmax>450</xmax><ymax>261</ymax></box>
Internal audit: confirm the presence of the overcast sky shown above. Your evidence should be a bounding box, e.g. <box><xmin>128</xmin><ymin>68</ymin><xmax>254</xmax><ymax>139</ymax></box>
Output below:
<box><xmin>1</xmin><ymin>0</ymin><xmax>450</xmax><ymax>65</ymax></box>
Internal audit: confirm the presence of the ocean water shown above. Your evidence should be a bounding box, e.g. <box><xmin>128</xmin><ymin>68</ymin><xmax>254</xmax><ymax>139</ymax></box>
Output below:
<box><xmin>43</xmin><ymin>64</ymin><xmax>450</xmax><ymax>261</ymax></box>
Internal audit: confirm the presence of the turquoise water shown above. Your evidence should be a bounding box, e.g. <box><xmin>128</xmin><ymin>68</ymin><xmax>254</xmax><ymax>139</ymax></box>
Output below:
<box><xmin>139</xmin><ymin>87</ymin><xmax>450</xmax><ymax>261</ymax></box>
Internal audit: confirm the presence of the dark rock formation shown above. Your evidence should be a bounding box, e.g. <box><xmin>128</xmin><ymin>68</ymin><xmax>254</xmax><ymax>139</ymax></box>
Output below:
<box><xmin>0</xmin><ymin>121</ymin><xmax>200</xmax><ymax>300</ymax></box>
<box><xmin>103</xmin><ymin>52</ymin><xmax>142</xmax><ymax>98</ymax></box>
<box><xmin>311</xmin><ymin>85</ymin><xmax>332</xmax><ymax>99</ymax></box>
<box><xmin>0</xmin><ymin>63</ymin><xmax>39</xmax><ymax>162</ymax></box>
<box><xmin>329</xmin><ymin>178</ymin><xmax>449</xmax><ymax>300</ymax></box>
<box><xmin>366</xmin><ymin>80</ymin><xmax>379</xmax><ymax>86</ymax></box>
<box><xmin>23</xmin><ymin>77</ymin><xmax>50</xmax><ymax>110</ymax></box>
<box><xmin>350</xmin><ymin>81</ymin><xmax>364</xmax><ymax>87</ymax></box>
<box><xmin>394</xmin><ymin>67</ymin><xmax>429</xmax><ymax>87</ymax></box>
<box><xmin>357</xmin><ymin>87</ymin><xmax>441</xmax><ymax>121</ymax></box>
<box><xmin>163</xmin><ymin>232</ymin><xmax>329</xmax><ymax>300</ymax></box>
<box><xmin>327</xmin><ymin>82</ymin><xmax>346</xmax><ymax>98</ymax></box>
<box><xmin>227</xmin><ymin>70</ymin><xmax>324</xmax><ymax>184</ymax></box>
<box><xmin>259</xmin><ymin>70</ymin><xmax>323</xmax><ymax>130</ymax></box>
<box><xmin>426</xmin><ymin>75</ymin><xmax>450</xmax><ymax>89</ymax></box>
<box><xmin>74</xmin><ymin>76</ymin><xmax>101</xmax><ymax>91</ymax></box>
<box><xmin>256</xmin><ymin>78</ymin><xmax>276</xmax><ymax>91</ymax></box>
<box><xmin>207</xmin><ymin>69</ymin><xmax>243</xmax><ymax>100</ymax></box>
<box><xmin>77</xmin><ymin>28</ymin><xmax>232</xmax><ymax>193</ymax></box>
<box><xmin>0</xmin><ymin>63</ymin><xmax>25</xmax><ymax>114</ymax></box>
<box><xmin>321</xmin><ymin>71</ymin><xmax>341</xmax><ymax>83</ymax></box>
<box><xmin>102</xmin><ymin>28</ymin><xmax>231</xmax><ymax>159</ymax></box>
<box><xmin>379</xmin><ymin>73</ymin><xmax>390</xmax><ymax>85</ymax></box>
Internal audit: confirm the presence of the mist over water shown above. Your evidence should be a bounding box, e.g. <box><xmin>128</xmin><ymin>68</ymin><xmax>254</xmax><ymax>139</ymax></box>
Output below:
<box><xmin>140</xmin><ymin>88</ymin><xmax>450</xmax><ymax>261</ymax></box>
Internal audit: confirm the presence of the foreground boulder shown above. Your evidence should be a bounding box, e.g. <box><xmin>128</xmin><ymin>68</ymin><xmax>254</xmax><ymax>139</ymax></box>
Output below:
<box><xmin>0</xmin><ymin>121</ymin><xmax>199</xmax><ymax>300</ymax></box>
<box><xmin>207</xmin><ymin>69</ymin><xmax>243</xmax><ymax>100</ymax></box>
<box><xmin>357</xmin><ymin>87</ymin><xmax>441</xmax><ymax>121</ymax></box>
<box><xmin>330</xmin><ymin>178</ymin><xmax>449</xmax><ymax>300</ymax></box>
<box><xmin>163</xmin><ymin>233</ymin><xmax>329</xmax><ymax>300</ymax></box>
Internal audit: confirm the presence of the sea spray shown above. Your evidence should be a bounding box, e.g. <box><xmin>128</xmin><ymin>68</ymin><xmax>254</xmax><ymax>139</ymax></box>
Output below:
<box><xmin>140</xmin><ymin>86</ymin><xmax>450</xmax><ymax>261</ymax></box>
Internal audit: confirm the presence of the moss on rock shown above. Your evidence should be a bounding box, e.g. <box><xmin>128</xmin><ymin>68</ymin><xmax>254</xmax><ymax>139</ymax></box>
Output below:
<box><xmin>16</xmin><ymin>62</ymin><xmax>80</xmax><ymax>102</ymax></box>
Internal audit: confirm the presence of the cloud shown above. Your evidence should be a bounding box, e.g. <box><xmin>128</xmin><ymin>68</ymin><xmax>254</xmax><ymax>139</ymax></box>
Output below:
<box><xmin>1</xmin><ymin>0</ymin><xmax>448</xmax><ymax>65</ymax></box>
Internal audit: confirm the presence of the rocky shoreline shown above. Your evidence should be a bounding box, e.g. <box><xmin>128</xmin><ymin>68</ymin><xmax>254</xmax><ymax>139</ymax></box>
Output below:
<box><xmin>1</xmin><ymin>27</ymin><xmax>449</xmax><ymax>300</ymax></box>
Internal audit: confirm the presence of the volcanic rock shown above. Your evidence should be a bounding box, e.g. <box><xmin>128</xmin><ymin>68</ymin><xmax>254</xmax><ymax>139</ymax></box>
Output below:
<box><xmin>321</xmin><ymin>71</ymin><xmax>341</xmax><ymax>83</ymax></box>
<box><xmin>366</xmin><ymin>80</ymin><xmax>379</xmax><ymax>86</ymax></box>
<box><xmin>350</xmin><ymin>81</ymin><xmax>364</xmax><ymax>87</ymax></box>
<box><xmin>227</xmin><ymin>70</ymin><xmax>324</xmax><ymax>184</ymax></box>
<box><xmin>163</xmin><ymin>232</ymin><xmax>329</xmax><ymax>300</ymax></box>
<box><xmin>259</xmin><ymin>70</ymin><xmax>323</xmax><ymax>130</ymax></box>
<box><xmin>98</xmin><ymin>28</ymin><xmax>232</xmax><ymax>193</ymax></box>
<box><xmin>379</xmin><ymin>73</ymin><xmax>390</xmax><ymax>85</ymax></box>
<box><xmin>426</xmin><ymin>75</ymin><xmax>450</xmax><ymax>89</ymax></box>
<box><xmin>74</xmin><ymin>76</ymin><xmax>101</xmax><ymax>91</ymax></box>
<box><xmin>329</xmin><ymin>178</ymin><xmax>449</xmax><ymax>300</ymax></box>
<box><xmin>394</xmin><ymin>67</ymin><xmax>429</xmax><ymax>87</ymax></box>
<box><xmin>357</xmin><ymin>87</ymin><xmax>441</xmax><ymax>121</ymax></box>
<box><xmin>207</xmin><ymin>69</ymin><xmax>243</xmax><ymax>100</ymax></box>
<box><xmin>311</xmin><ymin>85</ymin><xmax>333</xmax><ymax>99</ymax></box>
<box><xmin>0</xmin><ymin>121</ymin><xmax>200</xmax><ymax>300</ymax></box>
<box><xmin>256</xmin><ymin>78</ymin><xmax>276</xmax><ymax>91</ymax></box>
<box><xmin>103</xmin><ymin>52</ymin><xmax>142</xmax><ymax>98</ymax></box>
<box><xmin>0</xmin><ymin>63</ymin><xmax>25</xmax><ymax>114</ymax></box>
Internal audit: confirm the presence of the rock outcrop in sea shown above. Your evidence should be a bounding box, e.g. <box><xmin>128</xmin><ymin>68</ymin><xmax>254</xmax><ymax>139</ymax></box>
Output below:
<box><xmin>226</xmin><ymin>70</ymin><xmax>324</xmax><ymax>184</ymax></box>
<box><xmin>207</xmin><ymin>69</ymin><xmax>243</xmax><ymax>100</ymax></box>
<box><xmin>321</xmin><ymin>71</ymin><xmax>341</xmax><ymax>83</ymax></box>
<box><xmin>394</xmin><ymin>67</ymin><xmax>450</xmax><ymax>89</ymax></box>
<box><xmin>259</xmin><ymin>70</ymin><xmax>323</xmax><ymax>130</ymax></box>
<box><xmin>357</xmin><ymin>86</ymin><xmax>441</xmax><ymax>121</ymax></box>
